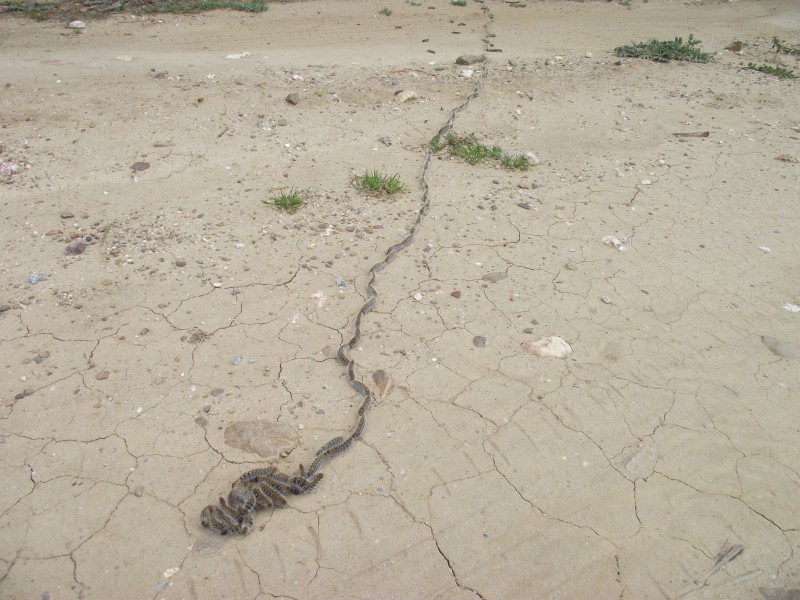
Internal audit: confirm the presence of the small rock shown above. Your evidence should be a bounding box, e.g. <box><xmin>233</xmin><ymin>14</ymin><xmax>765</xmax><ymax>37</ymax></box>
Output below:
<box><xmin>395</xmin><ymin>90</ymin><xmax>419</xmax><ymax>103</ymax></box>
<box><xmin>175</xmin><ymin>259</ymin><xmax>187</xmax><ymax>267</ymax></box>
<box><xmin>456</xmin><ymin>54</ymin><xmax>485</xmax><ymax>65</ymax></box>
<box><xmin>336</xmin><ymin>277</ymin><xmax>348</xmax><ymax>288</ymax></box>
<box><xmin>14</xmin><ymin>392</ymin><xmax>25</xmax><ymax>401</ymax></box>
<box><xmin>0</xmin><ymin>305</ymin><xmax>10</xmax><ymax>312</ymax></box>
<box><xmin>372</xmin><ymin>370</ymin><xmax>394</xmax><ymax>398</ymax></box>
<box><xmin>202</xmin><ymin>404</ymin><xmax>211</xmax><ymax>413</ymax></box>
<box><xmin>65</xmin><ymin>239</ymin><xmax>87</xmax><ymax>255</ymax></box>
<box><xmin>286</xmin><ymin>93</ymin><xmax>300</xmax><ymax>105</ymax></box>
<box><xmin>139</xmin><ymin>328</ymin><xmax>149</xmax><ymax>336</ymax></box>
<box><xmin>601</xmin><ymin>296</ymin><xmax>612</xmax><ymax>305</ymax></box>
<box><xmin>211</xmin><ymin>388</ymin><xmax>224</xmax><ymax>397</ymax></box>
<box><xmin>28</xmin><ymin>272</ymin><xmax>45</xmax><ymax>285</ymax></box>
<box><xmin>413</xmin><ymin>292</ymin><xmax>424</xmax><ymax>301</ymax></box>
<box><xmin>762</xmin><ymin>336</ymin><xmax>800</xmax><ymax>359</ymax></box>
<box><xmin>473</xmin><ymin>336</ymin><xmax>487</xmax><ymax>348</ymax></box>
<box><xmin>522</xmin><ymin>336</ymin><xmax>573</xmax><ymax>359</ymax></box>
<box><xmin>60</xmin><ymin>211</ymin><xmax>74</xmax><ymax>219</ymax></box>
<box><xmin>95</xmin><ymin>370</ymin><xmax>110</xmax><ymax>380</ymax></box>
<box><xmin>232</xmin><ymin>356</ymin><xmax>242</xmax><ymax>366</ymax></box>
<box><xmin>524</xmin><ymin>151</ymin><xmax>541</xmax><ymax>165</ymax></box>
<box><xmin>565</xmin><ymin>262</ymin><xmax>578</xmax><ymax>271</ymax></box>
<box><xmin>23</xmin><ymin>388</ymin><xmax>33</xmax><ymax>397</ymax></box>
<box><xmin>517</xmin><ymin>202</ymin><xmax>533</xmax><ymax>210</ymax></box>
<box><xmin>451</xmin><ymin>290</ymin><xmax>462</xmax><ymax>298</ymax></box>
<box><xmin>482</xmin><ymin>272</ymin><xmax>507</xmax><ymax>283</ymax></box>
<box><xmin>585</xmin><ymin>51</ymin><xmax>593</xmax><ymax>58</ymax></box>
<box><xmin>133</xmin><ymin>485</ymin><xmax>144</xmax><ymax>497</ymax></box>
<box><xmin>130</xmin><ymin>161</ymin><xmax>150</xmax><ymax>172</ymax></box>
<box><xmin>38</xmin><ymin>351</ymin><xmax>50</xmax><ymax>359</ymax></box>
<box><xmin>195</xmin><ymin>416</ymin><xmax>208</xmax><ymax>427</ymax></box>
<box><xmin>69</xmin><ymin>20</ymin><xmax>86</xmax><ymax>28</ymax></box>
<box><xmin>523</xmin><ymin>328</ymin><xmax>534</xmax><ymax>334</ymax></box>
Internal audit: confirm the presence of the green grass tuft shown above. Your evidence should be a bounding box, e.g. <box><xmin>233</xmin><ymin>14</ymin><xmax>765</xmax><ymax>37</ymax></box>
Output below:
<box><xmin>379</xmin><ymin>6</ymin><xmax>391</xmax><ymax>15</ymax></box>
<box><xmin>614</xmin><ymin>34</ymin><xmax>711</xmax><ymax>63</ymax></box>
<box><xmin>263</xmin><ymin>189</ymin><xmax>304</xmax><ymax>212</ymax></box>
<box><xmin>500</xmin><ymin>154</ymin><xmax>531</xmax><ymax>170</ymax></box>
<box><xmin>451</xmin><ymin>0</ymin><xmax>466</xmax><ymax>6</ymax></box>
<box><xmin>355</xmin><ymin>170</ymin><xmax>406</xmax><ymax>195</ymax></box>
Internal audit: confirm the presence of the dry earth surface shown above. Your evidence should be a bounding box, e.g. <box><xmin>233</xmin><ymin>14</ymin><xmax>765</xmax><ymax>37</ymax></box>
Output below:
<box><xmin>1</xmin><ymin>0</ymin><xmax>800</xmax><ymax>598</ymax></box>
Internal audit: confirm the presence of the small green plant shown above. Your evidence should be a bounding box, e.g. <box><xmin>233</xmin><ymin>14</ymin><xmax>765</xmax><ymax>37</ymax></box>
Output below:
<box><xmin>442</xmin><ymin>133</ymin><xmax>531</xmax><ymax>170</ymax></box>
<box><xmin>748</xmin><ymin>63</ymin><xmax>797</xmax><ymax>79</ymax></box>
<box><xmin>614</xmin><ymin>34</ymin><xmax>712</xmax><ymax>63</ymax></box>
<box><xmin>447</xmin><ymin>133</ymin><xmax>493</xmax><ymax>163</ymax></box>
<box><xmin>500</xmin><ymin>154</ymin><xmax>531</xmax><ymax>170</ymax></box>
<box><xmin>379</xmin><ymin>6</ymin><xmax>391</xmax><ymax>15</ymax></box>
<box><xmin>355</xmin><ymin>170</ymin><xmax>406</xmax><ymax>195</ymax></box>
<box><xmin>264</xmin><ymin>189</ymin><xmax>304</xmax><ymax>212</ymax></box>
<box><xmin>407</xmin><ymin>0</ymin><xmax>420</xmax><ymax>5</ymax></box>
<box><xmin>429</xmin><ymin>136</ymin><xmax>445</xmax><ymax>152</ymax></box>
<box><xmin>773</xmin><ymin>37</ymin><xmax>800</xmax><ymax>56</ymax></box>
<box><xmin>451</xmin><ymin>0</ymin><xmax>466</xmax><ymax>6</ymax></box>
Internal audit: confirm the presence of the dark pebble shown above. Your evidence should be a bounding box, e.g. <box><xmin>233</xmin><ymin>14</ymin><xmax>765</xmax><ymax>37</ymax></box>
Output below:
<box><xmin>517</xmin><ymin>202</ymin><xmax>533</xmax><ymax>210</ymax></box>
<box><xmin>175</xmin><ymin>259</ymin><xmax>187</xmax><ymax>267</ymax></box>
<box><xmin>15</xmin><ymin>392</ymin><xmax>25</xmax><ymax>400</ymax></box>
<box><xmin>473</xmin><ymin>336</ymin><xmax>486</xmax><ymax>348</ymax></box>
<box><xmin>451</xmin><ymin>290</ymin><xmax>462</xmax><ymax>298</ymax></box>
<box><xmin>95</xmin><ymin>370</ymin><xmax>110</xmax><ymax>380</ymax></box>
<box><xmin>195</xmin><ymin>416</ymin><xmax>209</xmax><ymax>427</ymax></box>
<box><xmin>211</xmin><ymin>388</ymin><xmax>224</xmax><ymax>397</ymax></box>
<box><xmin>60</xmin><ymin>211</ymin><xmax>74</xmax><ymax>219</ymax></box>
<box><xmin>130</xmin><ymin>161</ymin><xmax>150</xmax><ymax>172</ymax></box>
<box><xmin>456</xmin><ymin>54</ymin><xmax>485</xmax><ymax>65</ymax></box>
<box><xmin>65</xmin><ymin>240</ymin><xmax>86</xmax><ymax>255</ymax></box>
<box><xmin>286</xmin><ymin>93</ymin><xmax>300</xmax><ymax>105</ymax></box>
<box><xmin>0</xmin><ymin>305</ymin><xmax>10</xmax><ymax>312</ymax></box>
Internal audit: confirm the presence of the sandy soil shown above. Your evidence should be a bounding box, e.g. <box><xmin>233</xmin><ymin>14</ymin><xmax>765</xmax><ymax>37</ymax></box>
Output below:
<box><xmin>1</xmin><ymin>0</ymin><xmax>800</xmax><ymax>598</ymax></box>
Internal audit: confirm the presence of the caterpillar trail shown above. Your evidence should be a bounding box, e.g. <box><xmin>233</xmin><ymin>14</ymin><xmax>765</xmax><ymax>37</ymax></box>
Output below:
<box><xmin>200</xmin><ymin>0</ymin><xmax>494</xmax><ymax>535</ymax></box>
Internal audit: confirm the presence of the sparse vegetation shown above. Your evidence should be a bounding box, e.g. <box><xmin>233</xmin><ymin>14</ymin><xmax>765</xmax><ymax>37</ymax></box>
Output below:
<box><xmin>263</xmin><ymin>189</ymin><xmax>304</xmax><ymax>212</ymax></box>
<box><xmin>451</xmin><ymin>0</ymin><xmax>467</xmax><ymax>6</ymax></box>
<box><xmin>355</xmin><ymin>170</ymin><xmax>406</xmax><ymax>195</ymax></box>
<box><xmin>773</xmin><ymin>37</ymin><xmax>800</xmax><ymax>56</ymax></box>
<box><xmin>429</xmin><ymin>136</ymin><xmax>445</xmax><ymax>153</ymax></box>
<box><xmin>500</xmin><ymin>154</ymin><xmax>531</xmax><ymax>170</ymax></box>
<box><xmin>0</xmin><ymin>0</ymin><xmax>267</xmax><ymax>17</ymax></box>
<box><xmin>133</xmin><ymin>0</ymin><xmax>267</xmax><ymax>12</ymax></box>
<box><xmin>379</xmin><ymin>6</ymin><xmax>391</xmax><ymax>16</ymax></box>
<box><xmin>748</xmin><ymin>63</ymin><xmax>797</xmax><ymax>79</ymax></box>
<box><xmin>614</xmin><ymin>34</ymin><xmax>712</xmax><ymax>63</ymax></box>
<box><xmin>0</xmin><ymin>0</ymin><xmax>53</xmax><ymax>19</ymax></box>
<box><xmin>437</xmin><ymin>133</ymin><xmax>531</xmax><ymax>170</ymax></box>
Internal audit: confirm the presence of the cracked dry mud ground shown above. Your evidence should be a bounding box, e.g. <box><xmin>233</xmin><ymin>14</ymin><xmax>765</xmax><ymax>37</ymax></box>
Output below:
<box><xmin>1</xmin><ymin>0</ymin><xmax>799</xmax><ymax>598</ymax></box>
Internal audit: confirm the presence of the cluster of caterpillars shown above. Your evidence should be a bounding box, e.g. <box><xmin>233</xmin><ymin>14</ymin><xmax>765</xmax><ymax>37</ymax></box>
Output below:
<box><xmin>200</xmin><ymin>465</ymin><xmax>322</xmax><ymax>535</ymax></box>
<box><xmin>200</xmin><ymin>414</ymin><xmax>367</xmax><ymax>535</ymax></box>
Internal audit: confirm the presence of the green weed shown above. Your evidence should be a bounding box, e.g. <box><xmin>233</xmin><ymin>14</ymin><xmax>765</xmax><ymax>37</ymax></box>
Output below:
<box><xmin>429</xmin><ymin>137</ymin><xmax>445</xmax><ymax>153</ymax></box>
<box><xmin>773</xmin><ymin>37</ymin><xmax>800</xmax><ymax>56</ymax></box>
<box><xmin>132</xmin><ymin>0</ymin><xmax>267</xmax><ymax>13</ymax></box>
<box><xmin>263</xmin><ymin>189</ymin><xmax>304</xmax><ymax>212</ymax></box>
<box><xmin>451</xmin><ymin>0</ymin><xmax>467</xmax><ymax>6</ymax></box>
<box><xmin>355</xmin><ymin>170</ymin><xmax>406</xmax><ymax>195</ymax></box>
<box><xmin>500</xmin><ymin>154</ymin><xmax>531</xmax><ymax>170</ymax></box>
<box><xmin>614</xmin><ymin>34</ymin><xmax>711</xmax><ymax>63</ymax></box>
<box><xmin>379</xmin><ymin>6</ymin><xmax>391</xmax><ymax>15</ymax></box>
<box><xmin>748</xmin><ymin>63</ymin><xmax>797</xmax><ymax>79</ymax></box>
